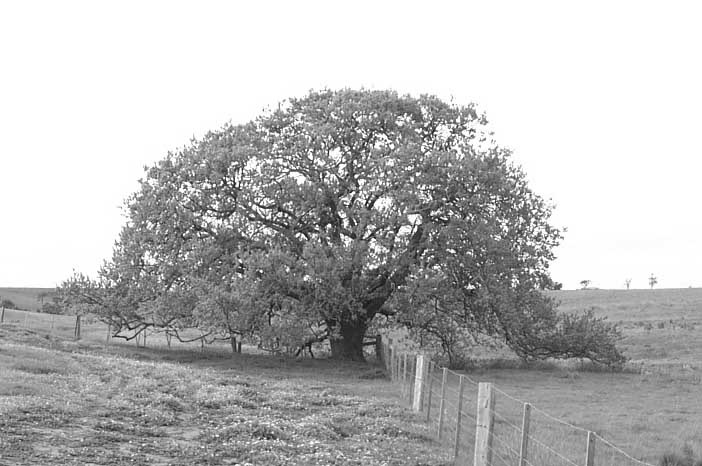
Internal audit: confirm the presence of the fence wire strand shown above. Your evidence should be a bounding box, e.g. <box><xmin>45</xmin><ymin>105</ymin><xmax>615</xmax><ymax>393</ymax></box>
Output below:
<box><xmin>530</xmin><ymin>404</ymin><xmax>590</xmax><ymax>434</ymax></box>
<box><xmin>489</xmin><ymin>444</ymin><xmax>515</xmax><ymax>466</ymax></box>
<box><xmin>527</xmin><ymin>434</ymin><xmax>581</xmax><ymax>466</ymax></box>
<box><xmin>491</xmin><ymin>429</ymin><xmax>521</xmax><ymax>458</ymax></box>
<box><xmin>380</xmin><ymin>340</ymin><xmax>659</xmax><ymax>466</ymax></box>
<box><xmin>594</xmin><ymin>433</ymin><xmax>657</xmax><ymax>466</ymax></box>
<box><xmin>492</xmin><ymin>409</ymin><xmax>524</xmax><ymax>435</ymax></box>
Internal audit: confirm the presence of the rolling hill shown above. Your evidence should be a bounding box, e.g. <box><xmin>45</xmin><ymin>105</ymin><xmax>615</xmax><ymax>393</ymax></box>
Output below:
<box><xmin>0</xmin><ymin>287</ymin><xmax>56</xmax><ymax>311</ymax></box>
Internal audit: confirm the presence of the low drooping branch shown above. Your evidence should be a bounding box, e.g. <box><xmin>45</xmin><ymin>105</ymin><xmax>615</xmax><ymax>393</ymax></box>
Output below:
<box><xmin>294</xmin><ymin>330</ymin><xmax>329</xmax><ymax>358</ymax></box>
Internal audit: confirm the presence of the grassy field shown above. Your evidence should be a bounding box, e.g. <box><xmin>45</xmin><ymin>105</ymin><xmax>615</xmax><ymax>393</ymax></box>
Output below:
<box><xmin>0</xmin><ymin>308</ymin><xmax>242</xmax><ymax>353</ymax></box>
<box><xmin>550</xmin><ymin>288</ymin><xmax>702</xmax><ymax>370</ymax></box>
<box><xmin>450</xmin><ymin>364</ymin><xmax>702</xmax><ymax>465</ymax></box>
<box><xmin>451</xmin><ymin>288</ymin><xmax>702</xmax><ymax>466</ymax></box>
<box><xmin>399</xmin><ymin>289</ymin><xmax>702</xmax><ymax>466</ymax></box>
<box><xmin>0</xmin><ymin>287</ymin><xmax>55</xmax><ymax>311</ymax></box>
<box><xmin>2</xmin><ymin>288</ymin><xmax>702</xmax><ymax>465</ymax></box>
<box><xmin>0</xmin><ymin>324</ymin><xmax>450</xmax><ymax>466</ymax></box>
<box><xmin>550</xmin><ymin>287</ymin><xmax>702</xmax><ymax>324</ymax></box>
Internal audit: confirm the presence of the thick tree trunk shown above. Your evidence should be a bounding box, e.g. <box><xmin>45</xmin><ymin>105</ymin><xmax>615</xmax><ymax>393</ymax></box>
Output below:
<box><xmin>327</xmin><ymin>281</ymin><xmax>395</xmax><ymax>361</ymax></box>
<box><xmin>329</xmin><ymin>319</ymin><xmax>368</xmax><ymax>361</ymax></box>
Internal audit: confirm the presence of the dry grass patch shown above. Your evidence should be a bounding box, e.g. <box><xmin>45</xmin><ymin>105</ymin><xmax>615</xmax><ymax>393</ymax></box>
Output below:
<box><xmin>0</xmin><ymin>327</ymin><xmax>450</xmax><ymax>465</ymax></box>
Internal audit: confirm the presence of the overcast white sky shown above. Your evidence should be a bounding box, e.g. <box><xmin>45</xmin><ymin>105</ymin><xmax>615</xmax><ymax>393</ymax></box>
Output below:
<box><xmin>1</xmin><ymin>1</ymin><xmax>700</xmax><ymax>290</ymax></box>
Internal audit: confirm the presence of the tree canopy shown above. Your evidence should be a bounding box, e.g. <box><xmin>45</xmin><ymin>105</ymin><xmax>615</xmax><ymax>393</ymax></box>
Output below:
<box><xmin>59</xmin><ymin>89</ymin><xmax>623</xmax><ymax>365</ymax></box>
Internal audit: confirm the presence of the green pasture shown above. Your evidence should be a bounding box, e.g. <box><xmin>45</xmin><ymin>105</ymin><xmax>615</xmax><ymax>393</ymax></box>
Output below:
<box><xmin>1</xmin><ymin>288</ymin><xmax>702</xmax><ymax>465</ymax></box>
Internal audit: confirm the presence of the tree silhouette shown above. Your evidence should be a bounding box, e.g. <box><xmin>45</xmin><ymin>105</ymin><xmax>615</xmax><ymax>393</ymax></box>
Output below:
<box><xmin>648</xmin><ymin>274</ymin><xmax>658</xmax><ymax>289</ymax></box>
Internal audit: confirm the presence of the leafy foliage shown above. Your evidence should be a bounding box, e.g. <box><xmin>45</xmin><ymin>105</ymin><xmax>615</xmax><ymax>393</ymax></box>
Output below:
<box><xmin>58</xmin><ymin>88</ymin><xmax>623</xmax><ymax>363</ymax></box>
<box><xmin>1</xmin><ymin>299</ymin><xmax>17</xmax><ymax>309</ymax></box>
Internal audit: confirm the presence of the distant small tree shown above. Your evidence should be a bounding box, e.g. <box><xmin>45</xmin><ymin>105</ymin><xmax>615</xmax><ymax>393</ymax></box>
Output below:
<box><xmin>580</xmin><ymin>280</ymin><xmax>591</xmax><ymax>290</ymax></box>
<box><xmin>36</xmin><ymin>291</ymin><xmax>55</xmax><ymax>309</ymax></box>
<box><xmin>648</xmin><ymin>274</ymin><xmax>658</xmax><ymax>289</ymax></box>
<box><xmin>42</xmin><ymin>297</ymin><xmax>64</xmax><ymax>314</ymax></box>
<box><xmin>625</xmin><ymin>278</ymin><xmax>632</xmax><ymax>290</ymax></box>
<box><xmin>1</xmin><ymin>299</ymin><xmax>17</xmax><ymax>309</ymax></box>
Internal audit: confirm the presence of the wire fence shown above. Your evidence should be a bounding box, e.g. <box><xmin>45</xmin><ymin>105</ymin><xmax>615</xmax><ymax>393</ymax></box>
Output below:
<box><xmin>380</xmin><ymin>337</ymin><xmax>658</xmax><ymax>466</ymax></box>
<box><xmin>0</xmin><ymin>307</ymin><xmax>238</xmax><ymax>353</ymax></box>
<box><xmin>0</xmin><ymin>308</ymin><xmax>666</xmax><ymax>465</ymax></box>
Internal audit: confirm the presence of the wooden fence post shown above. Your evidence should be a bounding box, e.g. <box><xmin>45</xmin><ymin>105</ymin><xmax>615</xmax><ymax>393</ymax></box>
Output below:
<box><xmin>74</xmin><ymin>315</ymin><xmax>81</xmax><ymax>340</ymax></box>
<box><xmin>453</xmin><ymin>375</ymin><xmax>466</xmax><ymax>461</ymax></box>
<box><xmin>474</xmin><ymin>382</ymin><xmax>495</xmax><ymax>466</ymax></box>
<box><xmin>437</xmin><ymin>367</ymin><xmax>448</xmax><ymax>439</ymax></box>
<box><xmin>375</xmin><ymin>335</ymin><xmax>382</xmax><ymax>362</ymax></box>
<box><xmin>413</xmin><ymin>354</ymin><xmax>428</xmax><ymax>412</ymax></box>
<box><xmin>408</xmin><ymin>355</ymin><xmax>415</xmax><ymax>406</ymax></box>
<box><xmin>237</xmin><ymin>341</ymin><xmax>242</xmax><ymax>353</ymax></box>
<box><xmin>425</xmin><ymin>361</ymin><xmax>434</xmax><ymax>422</ymax></box>
<box><xmin>383</xmin><ymin>343</ymin><xmax>392</xmax><ymax>372</ymax></box>
<box><xmin>0</xmin><ymin>305</ymin><xmax>4</xmax><ymax>324</ymax></box>
<box><xmin>585</xmin><ymin>431</ymin><xmax>596</xmax><ymax>466</ymax></box>
<box><xmin>396</xmin><ymin>349</ymin><xmax>401</xmax><ymax>382</ymax></box>
<box><xmin>143</xmin><ymin>328</ymin><xmax>147</xmax><ymax>347</ymax></box>
<box><xmin>402</xmin><ymin>353</ymin><xmax>408</xmax><ymax>397</ymax></box>
<box><xmin>24</xmin><ymin>311</ymin><xmax>29</xmax><ymax>328</ymax></box>
<box><xmin>389</xmin><ymin>346</ymin><xmax>395</xmax><ymax>380</ymax></box>
<box><xmin>385</xmin><ymin>339</ymin><xmax>392</xmax><ymax>372</ymax></box>
<box><xmin>48</xmin><ymin>314</ymin><xmax>54</xmax><ymax>348</ymax></box>
<box><xmin>519</xmin><ymin>403</ymin><xmax>531</xmax><ymax>466</ymax></box>
<box><xmin>106</xmin><ymin>323</ymin><xmax>111</xmax><ymax>345</ymax></box>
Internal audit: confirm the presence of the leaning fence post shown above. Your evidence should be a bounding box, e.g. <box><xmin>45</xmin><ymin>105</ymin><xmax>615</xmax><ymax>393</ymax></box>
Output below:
<box><xmin>437</xmin><ymin>367</ymin><xmax>448</xmax><ymax>439</ymax></box>
<box><xmin>453</xmin><ymin>375</ymin><xmax>466</xmax><ymax>461</ymax></box>
<box><xmin>585</xmin><ymin>431</ymin><xmax>596</xmax><ymax>466</ymax></box>
<box><xmin>519</xmin><ymin>403</ymin><xmax>531</xmax><ymax>466</ymax></box>
<box><xmin>474</xmin><ymin>382</ymin><xmax>495</xmax><ymax>466</ymax></box>
<box><xmin>0</xmin><ymin>305</ymin><xmax>4</xmax><ymax>324</ymax></box>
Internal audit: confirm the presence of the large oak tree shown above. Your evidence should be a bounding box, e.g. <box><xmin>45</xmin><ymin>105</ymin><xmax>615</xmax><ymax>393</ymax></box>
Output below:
<box><xmin>61</xmin><ymin>89</ymin><xmax>622</xmax><ymax>364</ymax></box>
